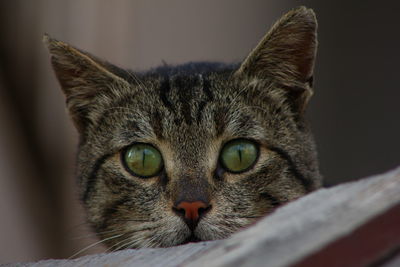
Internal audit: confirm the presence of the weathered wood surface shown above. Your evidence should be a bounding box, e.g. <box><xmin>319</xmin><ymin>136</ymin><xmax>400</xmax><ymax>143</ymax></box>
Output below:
<box><xmin>10</xmin><ymin>166</ymin><xmax>400</xmax><ymax>267</ymax></box>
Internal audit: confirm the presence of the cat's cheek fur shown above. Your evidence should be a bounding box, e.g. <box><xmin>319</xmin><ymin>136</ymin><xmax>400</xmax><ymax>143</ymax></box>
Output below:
<box><xmin>195</xmin><ymin>185</ymin><xmax>271</xmax><ymax>241</ymax></box>
<box><xmin>84</xmin><ymin>158</ymin><xmax>199</xmax><ymax>248</ymax></box>
<box><xmin>87</xmin><ymin>181</ymin><xmax>192</xmax><ymax>248</ymax></box>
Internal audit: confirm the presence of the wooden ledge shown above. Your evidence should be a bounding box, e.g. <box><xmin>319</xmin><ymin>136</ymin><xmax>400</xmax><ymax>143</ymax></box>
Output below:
<box><xmin>11</xmin><ymin>166</ymin><xmax>400</xmax><ymax>267</ymax></box>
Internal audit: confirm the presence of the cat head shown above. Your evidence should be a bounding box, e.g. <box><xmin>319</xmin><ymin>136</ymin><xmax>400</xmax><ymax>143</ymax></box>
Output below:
<box><xmin>45</xmin><ymin>6</ymin><xmax>321</xmax><ymax>248</ymax></box>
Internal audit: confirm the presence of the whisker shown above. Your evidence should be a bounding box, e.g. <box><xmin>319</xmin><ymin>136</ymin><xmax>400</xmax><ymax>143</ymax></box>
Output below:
<box><xmin>107</xmin><ymin>235</ymin><xmax>132</xmax><ymax>252</ymax></box>
<box><xmin>69</xmin><ymin>233</ymin><xmax>100</xmax><ymax>241</ymax></box>
<box><xmin>70</xmin><ymin>216</ymin><xmax>157</xmax><ymax>241</ymax></box>
<box><xmin>69</xmin><ymin>228</ymin><xmax>126</xmax><ymax>240</ymax></box>
<box><xmin>110</xmin><ymin>225</ymin><xmax>161</xmax><ymax>251</ymax></box>
<box><xmin>112</xmin><ymin>235</ymin><xmax>141</xmax><ymax>251</ymax></box>
<box><xmin>222</xmin><ymin>215</ymin><xmax>262</xmax><ymax>219</ymax></box>
<box><xmin>68</xmin><ymin>233</ymin><xmax>123</xmax><ymax>259</ymax></box>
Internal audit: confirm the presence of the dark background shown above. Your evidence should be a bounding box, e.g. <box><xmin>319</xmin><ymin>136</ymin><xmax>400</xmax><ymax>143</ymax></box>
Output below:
<box><xmin>0</xmin><ymin>0</ymin><xmax>399</xmax><ymax>263</ymax></box>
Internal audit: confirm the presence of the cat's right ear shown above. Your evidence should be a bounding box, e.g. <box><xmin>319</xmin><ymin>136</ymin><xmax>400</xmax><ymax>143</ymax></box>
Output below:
<box><xmin>43</xmin><ymin>34</ymin><xmax>129</xmax><ymax>133</ymax></box>
<box><xmin>235</xmin><ymin>6</ymin><xmax>317</xmax><ymax>114</ymax></box>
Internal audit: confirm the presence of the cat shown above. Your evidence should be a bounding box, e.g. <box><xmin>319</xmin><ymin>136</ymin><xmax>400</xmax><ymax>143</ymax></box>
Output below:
<box><xmin>44</xmin><ymin>6</ymin><xmax>322</xmax><ymax>249</ymax></box>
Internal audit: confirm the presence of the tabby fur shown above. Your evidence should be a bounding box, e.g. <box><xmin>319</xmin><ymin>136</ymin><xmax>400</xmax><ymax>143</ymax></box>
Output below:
<box><xmin>45</xmin><ymin>6</ymin><xmax>321</xmax><ymax>249</ymax></box>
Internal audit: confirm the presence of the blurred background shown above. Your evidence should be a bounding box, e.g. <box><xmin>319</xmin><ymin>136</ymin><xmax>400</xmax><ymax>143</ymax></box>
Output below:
<box><xmin>0</xmin><ymin>0</ymin><xmax>399</xmax><ymax>264</ymax></box>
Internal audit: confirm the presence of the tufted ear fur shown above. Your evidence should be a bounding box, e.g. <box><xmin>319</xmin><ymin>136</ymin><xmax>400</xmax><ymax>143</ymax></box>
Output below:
<box><xmin>236</xmin><ymin>6</ymin><xmax>317</xmax><ymax>114</ymax></box>
<box><xmin>43</xmin><ymin>34</ymin><xmax>130</xmax><ymax>133</ymax></box>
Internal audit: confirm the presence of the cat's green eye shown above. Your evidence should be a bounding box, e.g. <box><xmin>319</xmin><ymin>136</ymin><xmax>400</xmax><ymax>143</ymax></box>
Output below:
<box><xmin>220</xmin><ymin>139</ymin><xmax>259</xmax><ymax>173</ymax></box>
<box><xmin>123</xmin><ymin>144</ymin><xmax>163</xmax><ymax>178</ymax></box>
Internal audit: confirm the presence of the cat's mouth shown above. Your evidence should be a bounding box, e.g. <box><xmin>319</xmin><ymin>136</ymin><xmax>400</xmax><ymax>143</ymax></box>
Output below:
<box><xmin>181</xmin><ymin>233</ymin><xmax>201</xmax><ymax>245</ymax></box>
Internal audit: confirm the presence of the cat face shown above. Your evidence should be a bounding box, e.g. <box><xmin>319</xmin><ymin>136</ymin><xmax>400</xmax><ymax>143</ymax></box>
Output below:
<box><xmin>45</xmin><ymin>6</ymin><xmax>321</xmax><ymax>249</ymax></box>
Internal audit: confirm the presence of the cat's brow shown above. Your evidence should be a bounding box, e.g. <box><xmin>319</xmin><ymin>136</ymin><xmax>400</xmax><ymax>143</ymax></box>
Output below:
<box><xmin>225</xmin><ymin>112</ymin><xmax>261</xmax><ymax>138</ymax></box>
<box><xmin>118</xmin><ymin>119</ymin><xmax>158</xmax><ymax>142</ymax></box>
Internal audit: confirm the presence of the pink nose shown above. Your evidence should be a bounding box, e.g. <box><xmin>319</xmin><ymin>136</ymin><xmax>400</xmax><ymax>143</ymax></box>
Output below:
<box><xmin>175</xmin><ymin>201</ymin><xmax>208</xmax><ymax>221</ymax></box>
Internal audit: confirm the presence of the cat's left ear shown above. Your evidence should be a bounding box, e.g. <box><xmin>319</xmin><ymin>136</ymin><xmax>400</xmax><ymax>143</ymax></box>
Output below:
<box><xmin>44</xmin><ymin>35</ymin><xmax>130</xmax><ymax>133</ymax></box>
<box><xmin>235</xmin><ymin>6</ymin><xmax>317</xmax><ymax>113</ymax></box>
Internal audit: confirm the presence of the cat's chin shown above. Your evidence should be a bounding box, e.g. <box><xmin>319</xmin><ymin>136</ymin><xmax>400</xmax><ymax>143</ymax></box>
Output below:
<box><xmin>180</xmin><ymin>233</ymin><xmax>202</xmax><ymax>245</ymax></box>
